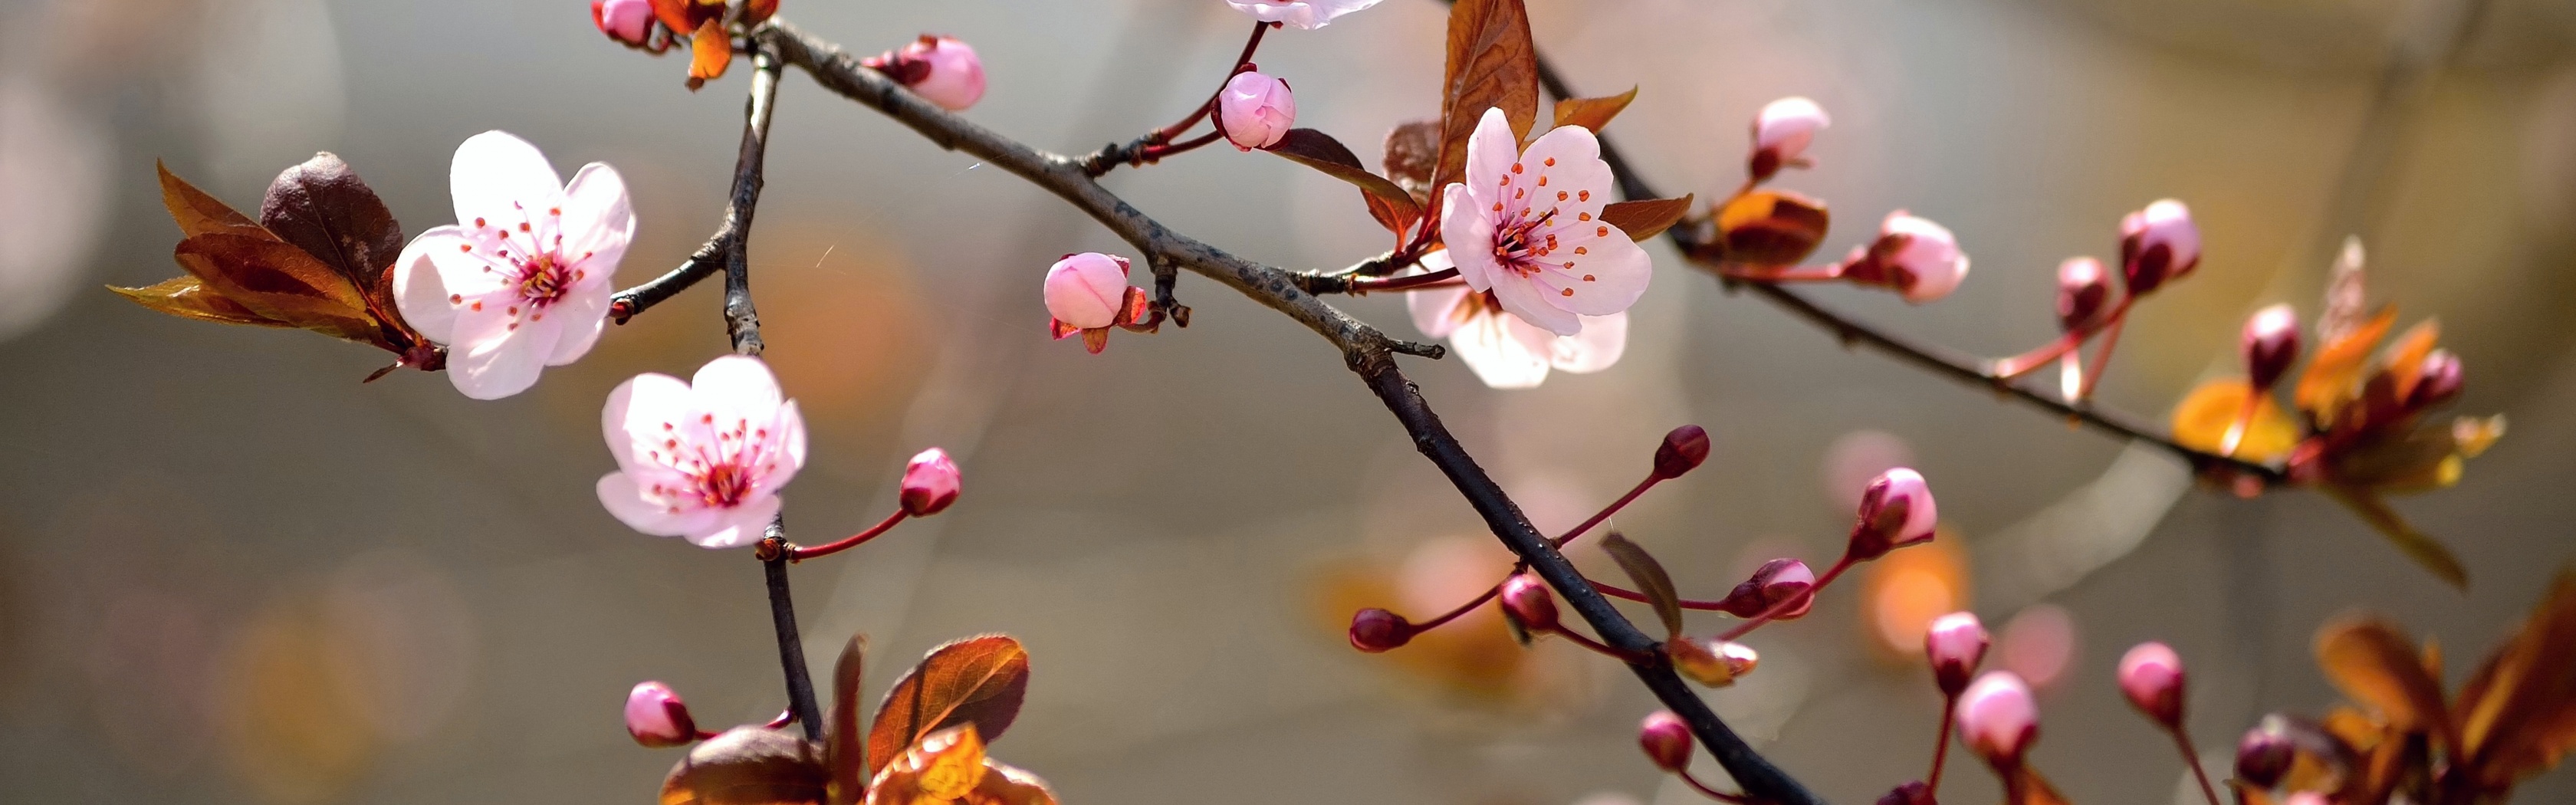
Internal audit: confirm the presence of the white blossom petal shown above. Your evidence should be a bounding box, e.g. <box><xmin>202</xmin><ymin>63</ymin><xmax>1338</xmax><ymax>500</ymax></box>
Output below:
<box><xmin>688</xmin><ymin>495</ymin><xmax>780</xmax><ymax>550</ymax></box>
<box><xmin>1526</xmin><ymin>228</ymin><xmax>1651</xmax><ymax>317</ymax></box>
<box><xmin>1403</xmin><ymin>253</ymin><xmax>1471</xmax><ymax>339</ymax></box>
<box><xmin>1441</xmin><ymin>186</ymin><xmax>1501</xmax><ymax>292</ymax></box>
<box><xmin>443</xmin><ymin>291</ymin><xmax>559</xmax><ymax>399</ymax></box>
<box><xmin>391</xmin><ymin>227</ymin><xmax>470</xmax><ymax>343</ymax></box>
<box><xmin>1449</xmin><ymin>306</ymin><xmax>1551</xmax><ymax>389</ymax></box>
<box><xmin>602</xmin><ymin>370</ymin><xmax>693</xmax><ymax>470</ymax></box>
<box><xmin>449</xmin><ymin>131</ymin><xmax>566</xmax><ymax>235</ymax></box>
<box><xmin>1549</xmin><ymin>312</ymin><xmax>1627</xmax><ymax>373</ymax></box>
<box><xmin>1461</xmin><ymin>107</ymin><xmax>1517</xmax><ymax>212</ymax></box>
<box><xmin>560</xmin><ymin>163</ymin><xmax>634</xmax><ymax>278</ymax></box>
<box><xmin>597</xmin><ymin>472</ymin><xmax>719</xmax><ymax>537</ymax></box>
<box><xmin>1486</xmin><ymin>264</ymin><xmax>1581</xmax><ymax>335</ymax></box>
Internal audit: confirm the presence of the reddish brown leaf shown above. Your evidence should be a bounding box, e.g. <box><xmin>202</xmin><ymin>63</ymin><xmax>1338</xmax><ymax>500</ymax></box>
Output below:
<box><xmin>1599</xmin><ymin>195</ymin><xmax>1694</xmax><ymax>242</ymax></box>
<box><xmin>261</xmin><ymin>153</ymin><xmax>405</xmax><ymax>307</ymax></box>
<box><xmin>1711</xmin><ymin>189</ymin><xmax>1831</xmax><ymax>268</ymax></box>
<box><xmin>661</xmin><ymin>727</ymin><xmax>829</xmax><ymax>805</ymax></box>
<box><xmin>110</xmin><ymin>276</ymin><xmax>288</xmax><ymax>328</ymax></box>
<box><xmin>1552</xmin><ymin>87</ymin><xmax>1638</xmax><ymax>134</ymax></box>
<box><xmin>157</xmin><ymin>162</ymin><xmax>263</xmax><ymax>240</ymax></box>
<box><xmin>2316</xmin><ymin>616</ymin><xmax>2457</xmax><ymax>754</ymax></box>
<box><xmin>866</xmin><ymin>635</ymin><xmax>1030</xmax><ymax>774</ymax></box>
<box><xmin>1264</xmin><ymin>129</ymin><xmax>1423</xmax><ymax>233</ymax></box>
<box><xmin>826</xmin><ymin>634</ymin><xmax>869</xmax><ymax>805</ymax></box>
<box><xmin>2456</xmin><ymin>570</ymin><xmax>2576</xmax><ymax>787</ymax></box>
<box><xmin>1599</xmin><ymin>532</ymin><xmax>1682</xmax><ymax>639</ymax></box>
<box><xmin>862</xmin><ymin>726</ymin><xmax>1058</xmax><ymax>805</ymax></box>
<box><xmin>171</xmin><ymin>233</ymin><xmax>386</xmax><ymax>347</ymax></box>
<box><xmin>1382</xmin><ymin>120</ymin><xmax>1442</xmax><ymax>202</ymax></box>
<box><xmin>1431</xmin><ymin>0</ymin><xmax>1539</xmax><ymax>198</ymax></box>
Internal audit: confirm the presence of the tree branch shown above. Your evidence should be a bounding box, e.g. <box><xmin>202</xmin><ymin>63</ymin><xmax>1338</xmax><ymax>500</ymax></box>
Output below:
<box><xmin>755</xmin><ymin>19</ymin><xmax>1819</xmax><ymax>804</ymax></box>
<box><xmin>1529</xmin><ymin>58</ymin><xmax>2284</xmax><ymax>485</ymax></box>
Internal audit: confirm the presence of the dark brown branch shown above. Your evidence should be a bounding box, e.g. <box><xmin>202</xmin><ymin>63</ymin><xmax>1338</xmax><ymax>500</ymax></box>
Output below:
<box><xmin>756</xmin><ymin>19</ymin><xmax>1812</xmax><ymax>804</ymax></box>
<box><xmin>1530</xmin><ymin>58</ymin><xmax>2285</xmax><ymax>484</ymax></box>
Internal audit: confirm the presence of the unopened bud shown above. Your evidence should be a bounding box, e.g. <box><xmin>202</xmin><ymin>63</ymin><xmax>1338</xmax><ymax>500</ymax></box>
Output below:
<box><xmin>1347</xmin><ymin>608</ymin><xmax>1413</xmax><ymax>653</ymax></box>
<box><xmin>1652</xmin><ymin>425</ymin><xmax>1711</xmax><ymax>480</ymax></box>
<box><xmin>2242</xmin><ymin>304</ymin><xmax>2301</xmax><ymax>392</ymax></box>
<box><xmin>899</xmin><ymin>448</ymin><xmax>961</xmax><ymax>516</ymax></box>
<box><xmin>1924</xmin><ymin>611</ymin><xmax>1990</xmax><ymax>696</ymax></box>
<box><xmin>1748</xmin><ymin>97</ymin><xmax>1829</xmax><ymax>181</ymax></box>
<box><xmin>1844</xmin><ymin>212</ymin><xmax>1969</xmax><ymax>304</ymax></box>
<box><xmin>1957</xmin><ymin>671</ymin><xmax>2039</xmax><ymax>767</ymax></box>
<box><xmin>1638</xmin><ymin>710</ymin><xmax>1695</xmax><ymax>773</ymax></box>
<box><xmin>2118</xmin><ymin>199</ymin><xmax>2200</xmax><ymax>294</ymax></box>
<box><xmin>865</xmin><ymin>35</ymin><xmax>986</xmax><ymax>111</ymax></box>
<box><xmin>1875</xmin><ymin>780</ymin><xmax>1934</xmax><ymax>805</ymax></box>
<box><xmin>2118</xmin><ymin>641</ymin><xmax>2187</xmax><ymax>729</ymax></box>
<box><xmin>2408</xmin><ymin>349</ymin><xmax>2463</xmax><ymax>411</ymax></box>
<box><xmin>1719</xmin><ymin>558</ymin><xmax>1814</xmax><ymax>619</ymax></box>
<box><xmin>625</xmin><ymin>681</ymin><xmax>698</xmax><ymax>748</ymax></box>
<box><xmin>2233</xmin><ymin>718</ymin><xmax>2296</xmax><ymax>789</ymax></box>
<box><xmin>1671</xmin><ymin>638</ymin><xmax>1759</xmax><ymax>687</ymax></box>
<box><xmin>1218</xmin><ymin>71</ymin><xmax>1296</xmax><ymax>150</ymax></box>
<box><xmin>2056</xmin><ymin>257</ymin><xmax>2108</xmax><ymax>333</ymax></box>
<box><xmin>1846</xmin><ymin>468</ymin><xmax>1937</xmax><ymax>561</ymax></box>
<box><xmin>592</xmin><ymin>0</ymin><xmax>654</xmax><ymax>47</ymax></box>
<box><xmin>1499</xmin><ymin>573</ymin><xmax>1559</xmax><ymax>632</ymax></box>
<box><xmin>1711</xmin><ymin>189</ymin><xmax>1830</xmax><ymax>268</ymax></box>
<box><xmin>1044</xmin><ymin>252</ymin><xmax>1134</xmax><ymax>330</ymax></box>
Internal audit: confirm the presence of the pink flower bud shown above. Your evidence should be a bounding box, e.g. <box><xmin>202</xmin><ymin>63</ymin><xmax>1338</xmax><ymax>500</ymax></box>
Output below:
<box><xmin>868</xmin><ymin>35</ymin><xmax>985</xmax><ymax>111</ymax></box>
<box><xmin>1846</xmin><ymin>468</ymin><xmax>1937</xmax><ymax>561</ymax></box>
<box><xmin>2282</xmin><ymin>793</ymin><xmax>2329</xmax><ymax>805</ymax></box>
<box><xmin>2056</xmin><ymin>257</ymin><xmax>2108</xmax><ymax>333</ymax></box>
<box><xmin>1719</xmin><ymin>558</ymin><xmax>1814</xmax><ymax>619</ymax></box>
<box><xmin>1638</xmin><ymin>710</ymin><xmax>1695</xmax><ymax>772</ymax></box>
<box><xmin>1924</xmin><ymin>611</ymin><xmax>1990</xmax><ymax>696</ymax></box>
<box><xmin>1044</xmin><ymin>252</ymin><xmax>1133</xmax><ymax>330</ymax></box>
<box><xmin>1348</xmin><ymin>608</ymin><xmax>1413</xmax><ymax>652</ymax></box>
<box><xmin>2242</xmin><ymin>304</ymin><xmax>2301</xmax><ymax>393</ymax></box>
<box><xmin>625</xmin><ymin>681</ymin><xmax>698</xmax><ymax>748</ymax></box>
<box><xmin>1748</xmin><ymin>97</ymin><xmax>1829</xmax><ymax>180</ymax></box>
<box><xmin>1875</xmin><ymin>780</ymin><xmax>1934</xmax><ymax>805</ymax></box>
<box><xmin>1217</xmin><ymin>71</ymin><xmax>1296</xmax><ymax>151</ymax></box>
<box><xmin>2118</xmin><ymin>641</ymin><xmax>2187</xmax><ymax>728</ymax></box>
<box><xmin>2408</xmin><ymin>349</ymin><xmax>2463</xmax><ymax>410</ymax></box>
<box><xmin>592</xmin><ymin>0</ymin><xmax>655</xmax><ymax>47</ymax></box>
<box><xmin>2233</xmin><ymin>717</ymin><xmax>2297</xmax><ymax>789</ymax></box>
<box><xmin>1956</xmin><ymin>671</ymin><xmax>2039</xmax><ymax>767</ymax></box>
<box><xmin>1863</xmin><ymin>212</ymin><xmax>1969</xmax><ymax>304</ymax></box>
<box><xmin>1499</xmin><ymin>573</ymin><xmax>1559</xmax><ymax>632</ymax></box>
<box><xmin>1651</xmin><ymin>424</ymin><xmax>1711</xmax><ymax>480</ymax></box>
<box><xmin>899</xmin><ymin>448</ymin><xmax>961</xmax><ymax>517</ymax></box>
<box><xmin>2119</xmin><ymin>199</ymin><xmax>2200</xmax><ymax>294</ymax></box>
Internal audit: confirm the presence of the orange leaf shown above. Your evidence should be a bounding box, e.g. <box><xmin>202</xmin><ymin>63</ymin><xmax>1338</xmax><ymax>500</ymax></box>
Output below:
<box><xmin>1711</xmin><ymin>189</ymin><xmax>1829</xmax><ymax>268</ymax></box>
<box><xmin>862</xmin><ymin>727</ymin><xmax>1057</xmax><ymax>805</ymax></box>
<box><xmin>661</xmin><ymin>727</ymin><xmax>829</xmax><ymax>805</ymax></box>
<box><xmin>1598</xmin><ymin>195</ymin><xmax>1694</xmax><ymax>242</ymax></box>
<box><xmin>110</xmin><ymin>276</ymin><xmax>288</xmax><ymax>328</ymax></box>
<box><xmin>866</xmin><ymin>636</ymin><xmax>1030</xmax><ymax>775</ymax></box>
<box><xmin>2456</xmin><ymin>570</ymin><xmax>2576</xmax><ymax>787</ymax></box>
<box><xmin>1551</xmin><ymin>87</ymin><xmax>1638</xmax><ymax>134</ymax></box>
<box><xmin>826</xmin><ymin>635</ymin><xmax>869</xmax><ymax>805</ymax></box>
<box><xmin>2170</xmin><ymin>379</ymin><xmax>2298</xmax><ymax>465</ymax></box>
<box><xmin>690</xmin><ymin>18</ymin><xmax>733</xmax><ymax>84</ymax></box>
<box><xmin>157</xmin><ymin>162</ymin><xmax>262</xmax><ymax>240</ymax></box>
<box><xmin>2295</xmin><ymin>306</ymin><xmax>2396</xmax><ymax>424</ymax></box>
<box><xmin>2380</xmin><ymin>319</ymin><xmax>2440</xmax><ymax>402</ymax></box>
<box><xmin>172</xmin><ymin>233</ymin><xmax>385</xmax><ymax>347</ymax></box>
<box><xmin>1430</xmin><ymin>0</ymin><xmax>1538</xmax><ymax>198</ymax></box>
<box><xmin>2315</xmin><ymin>616</ymin><xmax>2457</xmax><ymax>754</ymax></box>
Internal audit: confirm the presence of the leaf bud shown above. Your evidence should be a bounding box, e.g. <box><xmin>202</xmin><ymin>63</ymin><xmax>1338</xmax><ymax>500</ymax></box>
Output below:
<box><xmin>1957</xmin><ymin>671</ymin><xmax>2039</xmax><ymax>767</ymax></box>
<box><xmin>2055</xmin><ymin>256</ymin><xmax>2109</xmax><ymax>333</ymax></box>
<box><xmin>1638</xmin><ymin>710</ymin><xmax>1695</xmax><ymax>773</ymax></box>
<box><xmin>2242</xmin><ymin>304</ymin><xmax>2301</xmax><ymax>393</ymax></box>
<box><xmin>1710</xmin><ymin>189</ymin><xmax>1830</xmax><ymax>268</ymax></box>
<box><xmin>2118</xmin><ymin>199</ymin><xmax>2200</xmax><ymax>294</ymax></box>
<box><xmin>1498</xmin><ymin>573</ymin><xmax>1559</xmax><ymax>633</ymax></box>
<box><xmin>1218</xmin><ymin>71</ymin><xmax>1296</xmax><ymax>151</ymax></box>
<box><xmin>899</xmin><ymin>447</ymin><xmax>961</xmax><ymax>517</ymax></box>
<box><xmin>1671</xmin><ymin>637</ymin><xmax>1758</xmax><ymax>687</ymax></box>
<box><xmin>625</xmin><ymin>681</ymin><xmax>698</xmax><ymax>748</ymax></box>
<box><xmin>1845</xmin><ymin>467</ymin><xmax>1937</xmax><ymax>562</ymax></box>
<box><xmin>1747</xmin><ymin>97</ymin><xmax>1829</xmax><ymax>181</ymax></box>
<box><xmin>1652</xmin><ymin>424</ymin><xmax>1711</xmax><ymax>480</ymax></box>
<box><xmin>2117</xmin><ymin>641</ymin><xmax>2187</xmax><ymax>729</ymax></box>
<box><xmin>1842</xmin><ymin>212</ymin><xmax>1970</xmax><ymax>304</ymax></box>
<box><xmin>1347</xmin><ymin>607</ymin><xmax>1413</xmax><ymax>653</ymax></box>
<box><xmin>2407</xmin><ymin>349</ymin><xmax>2463</xmax><ymax>411</ymax></box>
<box><xmin>1924</xmin><ymin>611</ymin><xmax>1990</xmax><ymax>696</ymax></box>
<box><xmin>1718</xmin><ymin>558</ymin><xmax>1814</xmax><ymax>619</ymax></box>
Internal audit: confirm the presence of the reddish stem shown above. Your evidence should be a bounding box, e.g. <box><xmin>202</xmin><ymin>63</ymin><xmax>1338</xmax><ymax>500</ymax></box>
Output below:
<box><xmin>1927</xmin><ymin>695</ymin><xmax>1956</xmax><ymax>795</ymax></box>
<box><xmin>1552</xmin><ymin>475</ymin><xmax>1661</xmax><ymax>549</ymax></box>
<box><xmin>2172</xmin><ymin>725</ymin><xmax>2222</xmax><ymax>805</ymax></box>
<box><xmin>784</xmin><ymin>510</ymin><xmax>909</xmax><ymax>561</ymax></box>
<box><xmin>1148</xmin><ymin>21</ymin><xmax>1274</xmax><ymax>142</ymax></box>
<box><xmin>1411</xmin><ymin>584</ymin><xmax>1502</xmax><ymax>632</ymax></box>
<box><xmin>1398</xmin><ymin>473</ymin><xmax>1659</xmax><ymax>636</ymax></box>
<box><xmin>1677</xmin><ymin>767</ymin><xmax>1753</xmax><ymax>803</ymax></box>
<box><xmin>1719</xmin><ymin>264</ymin><xmax>1847</xmax><ymax>284</ymax></box>
<box><xmin>2075</xmin><ymin>310</ymin><xmax>2128</xmax><ymax>403</ymax></box>
<box><xmin>1134</xmin><ymin>130</ymin><xmax>1228</xmax><ymax>163</ymax></box>
<box><xmin>1342</xmin><ymin>267</ymin><xmax>1462</xmax><ymax>294</ymax></box>
<box><xmin>1990</xmin><ymin>295</ymin><xmax>2136</xmax><ymax>380</ymax></box>
<box><xmin>764</xmin><ymin>708</ymin><xmax>797</xmax><ymax>730</ymax></box>
<box><xmin>1717</xmin><ymin>557</ymin><xmax>1852</xmax><ymax>641</ymax></box>
<box><xmin>1589</xmin><ymin>579</ymin><xmax>1742</xmax><ymax>611</ymax></box>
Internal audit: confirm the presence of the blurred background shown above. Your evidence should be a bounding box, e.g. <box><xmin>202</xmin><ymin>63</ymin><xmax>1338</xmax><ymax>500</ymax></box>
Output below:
<box><xmin>1</xmin><ymin>0</ymin><xmax>2572</xmax><ymax>802</ymax></box>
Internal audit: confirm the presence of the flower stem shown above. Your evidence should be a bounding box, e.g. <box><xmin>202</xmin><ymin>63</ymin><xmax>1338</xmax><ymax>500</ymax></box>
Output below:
<box><xmin>2075</xmin><ymin>310</ymin><xmax>2128</xmax><ymax>403</ymax></box>
<box><xmin>1719</xmin><ymin>264</ymin><xmax>1846</xmax><ymax>284</ymax></box>
<box><xmin>785</xmin><ymin>510</ymin><xmax>910</xmax><ymax>561</ymax></box>
<box><xmin>1552</xmin><ymin>475</ymin><xmax>1661</xmax><ymax>549</ymax></box>
<box><xmin>1411</xmin><ymin>584</ymin><xmax>1503</xmax><ymax>632</ymax></box>
<box><xmin>1588</xmin><ymin>578</ymin><xmax>1742</xmax><ymax>611</ymax></box>
<box><xmin>1147</xmin><ymin>21</ymin><xmax>1274</xmax><ymax>143</ymax></box>
<box><xmin>1990</xmin><ymin>295</ymin><xmax>2136</xmax><ymax>380</ymax></box>
<box><xmin>1342</xmin><ymin>267</ymin><xmax>1462</xmax><ymax>294</ymax></box>
<box><xmin>1677</xmin><ymin>767</ymin><xmax>1752</xmax><ymax>803</ymax></box>
<box><xmin>1133</xmin><ymin>130</ymin><xmax>1227</xmax><ymax>164</ymax></box>
<box><xmin>1927</xmin><ymin>695</ymin><xmax>1956</xmax><ymax>794</ymax></box>
<box><xmin>1716</xmin><ymin>557</ymin><xmax>1852</xmax><ymax>641</ymax></box>
<box><xmin>2173</xmin><ymin>726</ymin><xmax>2222</xmax><ymax>805</ymax></box>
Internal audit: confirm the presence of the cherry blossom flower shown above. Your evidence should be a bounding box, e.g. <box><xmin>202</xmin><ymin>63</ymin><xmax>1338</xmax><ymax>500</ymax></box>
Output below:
<box><xmin>1217</xmin><ymin>71</ymin><xmax>1295</xmax><ymax>150</ymax></box>
<box><xmin>393</xmin><ymin>131</ymin><xmax>632</xmax><ymax>399</ymax></box>
<box><xmin>866</xmin><ymin>35</ymin><xmax>985</xmax><ymax>112</ymax></box>
<box><xmin>1404</xmin><ymin>251</ymin><xmax>1624</xmax><ymax>388</ymax></box>
<box><xmin>596</xmin><ymin>355</ymin><xmax>807</xmax><ymax>550</ymax></box>
<box><xmin>1226</xmin><ymin>0</ymin><xmax>1383</xmax><ymax>29</ymax></box>
<box><xmin>1439</xmin><ymin>108</ymin><xmax>1652</xmax><ymax>337</ymax></box>
<box><xmin>1749</xmin><ymin>97</ymin><xmax>1829</xmax><ymax>179</ymax></box>
<box><xmin>1043</xmin><ymin>252</ymin><xmax>1152</xmax><ymax>353</ymax></box>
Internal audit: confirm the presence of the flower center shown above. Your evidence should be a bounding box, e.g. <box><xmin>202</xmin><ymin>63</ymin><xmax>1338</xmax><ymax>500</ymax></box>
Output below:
<box><xmin>514</xmin><ymin>251</ymin><xmax>575</xmax><ymax>307</ymax></box>
<box><xmin>695</xmin><ymin>462</ymin><xmax>751</xmax><ymax>508</ymax></box>
<box><xmin>1490</xmin><ymin>209</ymin><xmax>1559</xmax><ymax>275</ymax></box>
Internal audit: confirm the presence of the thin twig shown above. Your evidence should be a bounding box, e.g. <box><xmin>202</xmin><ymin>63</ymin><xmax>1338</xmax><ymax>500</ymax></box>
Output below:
<box><xmin>757</xmin><ymin>19</ymin><xmax>1820</xmax><ymax>805</ymax></box>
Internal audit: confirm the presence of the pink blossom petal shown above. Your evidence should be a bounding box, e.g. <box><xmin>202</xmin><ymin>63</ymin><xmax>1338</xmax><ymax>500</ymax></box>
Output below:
<box><xmin>1441</xmin><ymin>186</ymin><xmax>1503</xmax><ymax>293</ymax></box>
<box><xmin>544</xmin><ymin>288</ymin><xmax>610</xmax><ymax>365</ymax></box>
<box><xmin>1224</xmin><ymin>0</ymin><xmax>1384</xmax><ymax>30</ymax></box>
<box><xmin>391</xmin><ymin>227</ymin><xmax>473</xmax><ymax>343</ymax></box>
<box><xmin>596</xmin><ymin>472</ymin><xmax>716</xmax><ymax>537</ymax></box>
<box><xmin>690</xmin><ymin>354</ymin><xmax>786</xmax><ymax>422</ymax></box>
<box><xmin>448</xmin><ymin>131</ymin><xmax>566</xmax><ymax>238</ymax></box>
<box><xmin>1486</xmin><ymin>267</ymin><xmax>1582</xmax><ymax>336</ymax></box>
<box><xmin>603</xmin><ymin>371</ymin><xmax>694</xmax><ymax>470</ymax></box>
<box><xmin>1448</xmin><ymin>305</ymin><xmax>1551</xmax><ymax>388</ymax></box>
<box><xmin>688</xmin><ymin>494</ymin><xmax>781</xmax><ymax>549</ymax></box>
<box><xmin>1401</xmin><ymin>253</ymin><xmax>1470</xmax><ymax>338</ymax></box>
<box><xmin>559</xmin><ymin>163</ymin><xmax>635</xmax><ymax>280</ymax></box>
<box><xmin>1526</xmin><ymin>229</ymin><xmax>1651</xmax><ymax>317</ymax></box>
<box><xmin>1549</xmin><ymin>312</ymin><xmax>1626</xmax><ymax>373</ymax></box>
<box><xmin>444</xmin><ymin>291</ymin><xmax>560</xmax><ymax>399</ymax></box>
<box><xmin>1460</xmin><ymin>108</ymin><xmax>1518</xmax><ymax>215</ymax></box>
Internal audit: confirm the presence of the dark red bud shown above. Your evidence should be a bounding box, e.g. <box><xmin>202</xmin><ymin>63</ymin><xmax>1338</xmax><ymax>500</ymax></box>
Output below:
<box><xmin>1638</xmin><ymin>711</ymin><xmax>1694</xmax><ymax>773</ymax></box>
<box><xmin>1348</xmin><ymin>608</ymin><xmax>1414</xmax><ymax>653</ymax></box>
<box><xmin>1719</xmin><ymin>558</ymin><xmax>1814</xmax><ymax>619</ymax></box>
<box><xmin>2408</xmin><ymin>350</ymin><xmax>2463</xmax><ymax>411</ymax></box>
<box><xmin>1653</xmin><ymin>425</ymin><xmax>1711</xmax><ymax>480</ymax></box>
<box><xmin>2234</xmin><ymin>719</ymin><xmax>2297</xmax><ymax>789</ymax></box>
<box><xmin>1499</xmin><ymin>574</ymin><xmax>1559</xmax><ymax>632</ymax></box>
<box><xmin>2055</xmin><ymin>257</ymin><xmax>2109</xmax><ymax>334</ymax></box>
<box><xmin>1876</xmin><ymin>780</ymin><xmax>1935</xmax><ymax>805</ymax></box>
<box><xmin>2242</xmin><ymin>304</ymin><xmax>2302</xmax><ymax>393</ymax></box>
